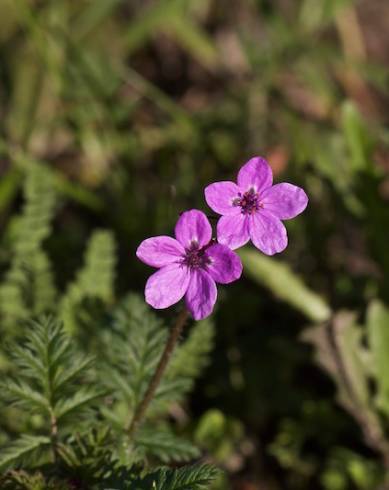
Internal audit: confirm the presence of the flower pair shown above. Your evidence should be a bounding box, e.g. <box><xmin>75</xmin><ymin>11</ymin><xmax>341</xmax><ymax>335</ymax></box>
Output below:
<box><xmin>137</xmin><ymin>157</ymin><xmax>308</xmax><ymax>320</ymax></box>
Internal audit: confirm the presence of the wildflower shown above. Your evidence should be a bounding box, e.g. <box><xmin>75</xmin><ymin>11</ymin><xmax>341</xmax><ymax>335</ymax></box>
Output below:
<box><xmin>204</xmin><ymin>156</ymin><xmax>308</xmax><ymax>255</ymax></box>
<box><xmin>136</xmin><ymin>210</ymin><xmax>242</xmax><ymax>320</ymax></box>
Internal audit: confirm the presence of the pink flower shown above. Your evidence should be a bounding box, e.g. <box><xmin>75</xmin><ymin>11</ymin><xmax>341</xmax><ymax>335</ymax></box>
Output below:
<box><xmin>136</xmin><ymin>210</ymin><xmax>242</xmax><ymax>320</ymax></box>
<box><xmin>205</xmin><ymin>157</ymin><xmax>308</xmax><ymax>255</ymax></box>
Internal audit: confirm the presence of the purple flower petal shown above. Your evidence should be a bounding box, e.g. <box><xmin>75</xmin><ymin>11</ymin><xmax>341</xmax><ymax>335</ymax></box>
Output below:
<box><xmin>185</xmin><ymin>269</ymin><xmax>217</xmax><ymax>320</ymax></box>
<box><xmin>237</xmin><ymin>157</ymin><xmax>273</xmax><ymax>193</ymax></box>
<box><xmin>204</xmin><ymin>181</ymin><xmax>241</xmax><ymax>216</ymax></box>
<box><xmin>145</xmin><ymin>263</ymin><xmax>190</xmax><ymax>309</ymax></box>
<box><xmin>249</xmin><ymin>210</ymin><xmax>288</xmax><ymax>255</ymax></box>
<box><xmin>217</xmin><ymin>214</ymin><xmax>250</xmax><ymax>250</ymax></box>
<box><xmin>261</xmin><ymin>183</ymin><xmax>308</xmax><ymax>220</ymax></box>
<box><xmin>175</xmin><ymin>209</ymin><xmax>212</xmax><ymax>248</ymax></box>
<box><xmin>136</xmin><ymin>236</ymin><xmax>184</xmax><ymax>268</ymax></box>
<box><xmin>206</xmin><ymin>244</ymin><xmax>242</xmax><ymax>284</ymax></box>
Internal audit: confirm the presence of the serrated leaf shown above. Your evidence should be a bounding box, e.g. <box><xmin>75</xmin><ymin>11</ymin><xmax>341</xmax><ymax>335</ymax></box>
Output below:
<box><xmin>168</xmin><ymin>319</ymin><xmax>214</xmax><ymax>379</ymax></box>
<box><xmin>95</xmin><ymin>462</ymin><xmax>220</xmax><ymax>490</ymax></box>
<box><xmin>154</xmin><ymin>464</ymin><xmax>220</xmax><ymax>490</ymax></box>
<box><xmin>60</xmin><ymin>230</ymin><xmax>116</xmax><ymax>333</ymax></box>
<box><xmin>55</xmin><ymin>387</ymin><xmax>106</xmax><ymax>421</ymax></box>
<box><xmin>1</xmin><ymin>379</ymin><xmax>49</xmax><ymax>412</ymax></box>
<box><xmin>2</xmin><ymin>316</ymin><xmax>102</xmax><ymax>438</ymax></box>
<box><xmin>53</xmin><ymin>355</ymin><xmax>95</xmax><ymax>392</ymax></box>
<box><xmin>135</xmin><ymin>428</ymin><xmax>200</xmax><ymax>463</ymax></box>
<box><xmin>0</xmin><ymin>435</ymin><xmax>50</xmax><ymax>471</ymax></box>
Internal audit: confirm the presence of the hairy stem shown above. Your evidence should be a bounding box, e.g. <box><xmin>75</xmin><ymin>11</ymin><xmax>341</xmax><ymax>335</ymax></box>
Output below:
<box><xmin>128</xmin><ymin>308</ymin><xmax>190</xmax><ymax>436</ymax></box>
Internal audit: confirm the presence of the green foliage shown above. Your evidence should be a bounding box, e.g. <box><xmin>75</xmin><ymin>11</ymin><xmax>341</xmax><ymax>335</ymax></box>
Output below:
<box><xmin>367</xmin><ymin>301</ymin><xmax>389</xmax><ymax>416</ymax></box>
<box><xmin>341</xmin><ymin>102</ymin><xmax>373</xmax><ymax>173</ymax></box>
<box><xmin>168</xmin><ymin>319</ymin><xmax>214</xmax><ymax>379</ymax></box>
<box><xmin>0</xmin><ymin>173</ymin><xmax>217</xmax><ymax>484</ymax></box>
<box><xmin>100</xmin><ymin>294</ymin><xmax>214</xmax><ymax>425</ymax></box>
<box><xmin>96</xmin><ymin>294</ymin><xmax>214</xmax><ymax>464</ymax></box>
<box><xmin>240</xmin><ymin>249</ymin><xmax>331</xmax><ymax>322</ymax></box>
<box><xmin>0</xmin><ymin>316</ymin><xmax>104</xmax><ymax>471</ymax></box>
<box><xmin>302</xmin><ymin>303</ymin><xmax>389</xmax><ymax>487</ymax></box>
<box><xmin>0</xmin><ymin>469</ymin><xmax>70</xmax><ymax>490</ymax></box>
<box><xmin>194</xmin><ymin>409</ymin><xmax>244</xmax><ymax>463</ymax></box>
<box><xmin>134</xmin><ymin>428</ymin><xmax>200</xmax><ymax>463</ymax></box>
<box><xmin>0</xmin><ymin>463</ymin><xmax>219</xmax><ymax>490</ymax></box>
<box><xmin>60</xmin><ymin>230</ymin><xmax>116</xmax><ymax>333</ymax></box>
<box><xmin>119</xmin><ymin>464</ymin><xmax>220</xmax><ymax>490</ymax></box>
<box><xmin>321</xmin><ymin>448</ymin><xmax>383</xmax><ymax>490</ymax></box>
<box><xmin>125</xmin><ymin>0</ymin><xmax>218</xmax><ymax>68</ymax></box>
<box><xmin>0</xmin><ymin>435</ymin><xmax>51</xmax><ymax>473</ymax></box>
<box><xmin>0</xmin><ymin>305</ymin><xmax>216</xmax><ymax>484</ymax></box>
<box><xmin>0</xmin><ymin>164</ymin><xmax>57</xmax><ymax>330</ymax></box>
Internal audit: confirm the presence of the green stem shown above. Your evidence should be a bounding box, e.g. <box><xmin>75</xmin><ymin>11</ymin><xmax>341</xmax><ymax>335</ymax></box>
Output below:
<box><xmin>128</xmin><ymin>308</ymin><xmax>190</xmax><ymax>437</ymax></box>
<box><xmin>49</xmin><ymin>408</ymin><xmax>59</xmax><ymax>464</ymax></box>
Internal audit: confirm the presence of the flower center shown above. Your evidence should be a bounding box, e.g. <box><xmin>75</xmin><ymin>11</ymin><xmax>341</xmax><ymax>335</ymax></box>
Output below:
<box><xmin>182</xmin><ymin>242</ymin><xmax>211</xmax><ymax>269</ymax></box>
<box><xmin>233</xmin><ymin>189</ymin><xmax>262</xmax><ymax>215</ymax></box>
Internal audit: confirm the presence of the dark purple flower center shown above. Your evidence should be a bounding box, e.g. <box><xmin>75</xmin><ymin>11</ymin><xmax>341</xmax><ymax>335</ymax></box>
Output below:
<box><xmin>233</xmin><ymin>189</ymin><xmax>263</xmax><ymax>215</ymax></box>
<box><xmin>182</xmin><ymin>242</ymin><xmax>211</xmax><ymax>270</ymax></box>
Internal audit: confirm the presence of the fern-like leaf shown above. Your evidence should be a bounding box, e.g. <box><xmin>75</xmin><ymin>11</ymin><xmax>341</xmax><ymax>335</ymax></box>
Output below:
<box><xmin>95</xmin><ymin>463</ymin><xmax>219</xmax><ymax>490</ymax></box>
<box><xmin>168</xmin><ymin>319</ymin><xmax>214</xmax><ymax>379</ymax></box>
<box><xmin>1</xmin><ymin>316</ymin><xmax>102</xmax><ymax>435</ymax></box>
<box><xmin>100</xmin><ymin>294</ymin><xmax>214</xmax><ymax>429</ymax></box>
<box><xmin>55</xmin><ymin>387</ymin><xmax>107</xmax><ymax>423</ymax></box>
<box><xmin>0</xmin><ymin>435</ymin><xmax>50</xmax><ymax>471</ymax></box>
<box><xmin>0</xmin><ymin>164</ymin><xmax>57</xmax><ymax>331</ymax></box>
<box><xmin>101</xmin><ymin>294</ymin><xmax>167</xmax><ymax>414</ymax></box>
<box><xmin>60</xmin><ymin>230</ymin><xmax>116</xmax><ymax>333</ymax></box>
<box><xmin>134</xmin><ymin>428</ymin><xmax>200</xmax><ymax>463</ymax></box>
<box><xmin>134</xmin><ymin>464</ymin><xmax>220</xmax><ymax>490</ymax></box>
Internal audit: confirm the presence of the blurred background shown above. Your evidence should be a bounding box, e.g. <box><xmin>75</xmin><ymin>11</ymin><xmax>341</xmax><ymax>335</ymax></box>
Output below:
<box><xmin>0</xmin><ymin>0</ymin><xmax>389</xmax><ymax>488</ymax></box>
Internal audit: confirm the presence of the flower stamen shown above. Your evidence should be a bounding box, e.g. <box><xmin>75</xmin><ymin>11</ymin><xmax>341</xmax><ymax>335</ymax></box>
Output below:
<box><xmin>182</xmin><ymin>246</ymin><xmax>211</xmax><ymax>269</ymax></box>
<box><xmin>233</xmin><ymin>189</ymin><xmax>262</xmax><ymax>215</ymax></box>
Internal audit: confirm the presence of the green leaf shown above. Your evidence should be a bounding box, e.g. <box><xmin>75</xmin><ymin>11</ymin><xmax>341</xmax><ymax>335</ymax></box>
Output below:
<box><xmin>54</xmin><ymin>387</ymin><xmax>105</xmax><ymax>422</ymax></box>
<box><xmin>73</xmin><ymin>0</ymin><xmax>122</xmax><ymax>40</ymax></box>
<box><xmin>135</xmin><ymin>428</ymin><xmax>200</xmax><ymax>463</ymax></box>
<box><xmin>240</xmin><ymin>249</ymin><xmax>331</xmax><ymax>322</ymax></box>
<box><xmin>130</xmin><ymin>465</ymin><xmax>219</xmax><ymax>490</ymax></box>
<box><xmin>2</xmin><ymin>316</ymin><xmax>102</xmax><ymax>434</ymax></box>
<box><xmin>96</xmin><ymin>462</ymin><xmax>220</xmax><ymax>489</ymax></box>
<box><xmin>0</xmin><ymin>435</ymin><xmax>50</xmax><ymax>471</ymax></box>
<box><xmin>100</xmin><ymin>294</ymin><xmax>214</xmax><ymax>435</ymax></box>
<box><xmin>0</xmin><ymin>167</ymin><xmax>21</xmax><ymax>213</ymax></box>
<box><xmin>101</xmin><ymin>294</ymin><xmax>168</xmax><ymax>413</ymax></box>
<box><xmin>125</xmin><ymin>1</ymin><xmax>180</xmax><ymax>53</ymax></box>
<box><xmin>168</xmin><ymin>319</ymin><xmax>214</xmax><ymax>379</ymax></box>
<box><xmin>341</xmin><ymin>101</ymin><xmax>373</xmax><ymax>172</ymax></box>
<box><xmin>303</xmin><ymin>311</ymin><xmax>370</xmax><ymax>413</ymax></box>
<box><xmin>367</xmin><ymin>300</ymin><xmax>389</xmax><ymax>415</ymax></box>
<box><xmin>153</xmin><ymin>464</ymin><xmax>220</xmax><ymax>490</ymax></box>
<box><xmin>61</xmin><ymin>230</ymin><xmax>116</xmax><ymax>333</ymax></box>
<box><xmin>125</xmin><ymin>0</ymin><xmax>217</xmax><ymax>68</ymax></box>
<box><xmin>53</xmin><ymin>355</ymin><xmax>95</xmax><ymax>392</ymax></box>
<box><xmin>167</xmin><ymin>16</ymin><xmax>218</xmax><ymax>68</ymax></box>
<box><xmin>1</xmin><ymin>379</ymin><xmax>49</xmax><ymax>413</ymax></box>
<box><xmin>0</xmin><ymin>163</ymin><xmax>57</xmax><ymax>329</ymax></box>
